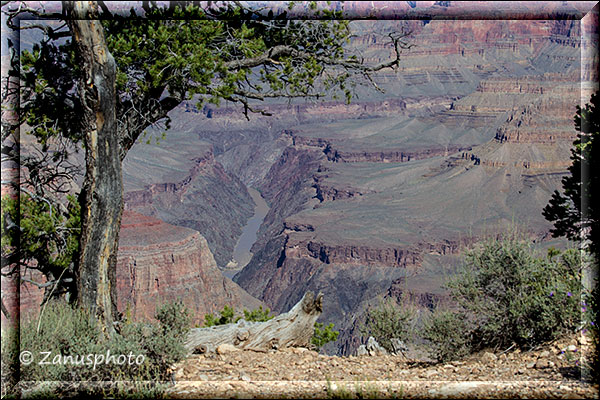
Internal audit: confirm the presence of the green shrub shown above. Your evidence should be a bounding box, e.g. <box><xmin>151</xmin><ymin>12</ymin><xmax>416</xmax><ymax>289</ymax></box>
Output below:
<box><xmin>583</xmin><ymin>275</ymin><xmax>599</xmax><ymax>383</ymax></box>
<box><xmin>12</xmin><ymin>299</ymin><xmax>190</xmax><ymax>397</ymax></box>
<box><xmin>243</xmin><ymin>305</ymin><xmax>275</xmax><ymax>322</ymax></box>
<box><xmin>422</xmin><ymin>308</ymin><xmax>471</xmax><ymax>362</ymax></box>
<box><xmin>360</xmin><ymin>296</ymin><xmax>415</xmax><ymax>353</ymax></box>
<box><xmin>311</xmin><ymin>322</ymin><xmax>339</xmax><ymax>351</ymax></box>
<box><xmin>446</xmin><ymin>232</ymin><xmax>582</xmax><ymax>351</ymax></box>
<box><xmin>203</xmin><ymin>305</ymin><xmax>274</xmax><ymax>327</ymax></box>
<box><xmin>203</xmin><ymin>304</ymin><xmax>239</xmax><ymax>327</ymax></box>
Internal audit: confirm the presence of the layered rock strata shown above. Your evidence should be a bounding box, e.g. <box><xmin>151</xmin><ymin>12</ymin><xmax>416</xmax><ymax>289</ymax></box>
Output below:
<box><xmin>123</xmin><ymin>145</ymin><xmax>254</xmax><ymax>269</ymax></box>
<box><xmin>116</xmin><ymin>211</ymin><xmax>262</xmax><ymax>325</ymax></box>
<box><xmin>14</xmin><ymin>212</ymin><xmax>262</xmax><ymax>326</ymax></box>
<box><xmin>289</xmin><ymin>131</ymin><xmax>472</xmax><ymax>164</ymax></box>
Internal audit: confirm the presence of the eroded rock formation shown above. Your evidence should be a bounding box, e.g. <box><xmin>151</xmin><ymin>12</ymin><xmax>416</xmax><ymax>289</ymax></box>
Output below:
<box><xmin>123</xmin><ymin>144</ymin><xmax>254</xmax><ymax>269</ymax></box>
<box><xmin>15</xmin><ymin>212</ymin><xmax>262</xmax><ymax>326</ymax></box>
<box><xmin>117</xmin><ymin>211</ymin><xmax>262</xmax><ymax>325</ymax></box>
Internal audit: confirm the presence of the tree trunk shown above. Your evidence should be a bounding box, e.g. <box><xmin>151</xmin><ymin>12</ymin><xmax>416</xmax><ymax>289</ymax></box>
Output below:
<box><xmin>185</xmin><ymin>292</ymin><xmax>323</xmax><ymax>354</ymax></box>
<box><xmin>66</xmin><ymin>1</ymin><xmax>121</xmax><ymax>337</ymax></box>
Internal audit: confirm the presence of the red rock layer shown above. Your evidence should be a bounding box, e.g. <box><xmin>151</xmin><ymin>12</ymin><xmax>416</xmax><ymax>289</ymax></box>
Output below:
<box><xmin>290</xmin><ymin>132</ymin><xmax>470</xmax><ymax>164</ymax></box>
<box><xmin>9</xmin><ymin>212</ymin><xmax>262</xmax><ymax>326</ymax></box>
<box><xmin>116</xmin><ymin>211</ymin><xmax>262</xmax><ymax>325</ymax></box>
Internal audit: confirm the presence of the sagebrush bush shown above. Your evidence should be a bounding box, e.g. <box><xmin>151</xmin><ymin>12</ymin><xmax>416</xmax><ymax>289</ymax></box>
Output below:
<box><xmin>422</xmin><ymin>308</ymin><xmax>471</xmax><ymax>362</ymax></box>
<box><xmin>360</xmin><ymin>296</ymin><xmax>415</xmax><ymax>353</ymax></box>
<box><xmin>445</xmin><ymin>232</ymin><xmax>582</xmax><ymax>352</ymax></box>
<box><xmin>8</xmin><ymin>299</ymin><xmax>190</xmax><ymax>397</ymax></box>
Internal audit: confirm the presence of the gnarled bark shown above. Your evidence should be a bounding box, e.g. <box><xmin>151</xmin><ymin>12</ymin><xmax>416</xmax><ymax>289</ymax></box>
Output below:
<box><xmin>185</xmin><ymin>292</ymin><xmax>323</xmax><ymax>354</ymax></box>
<box><xmin>66</xmin><ymin>1</ymin><xmax>121</xmax><ymax>336</ymax></box>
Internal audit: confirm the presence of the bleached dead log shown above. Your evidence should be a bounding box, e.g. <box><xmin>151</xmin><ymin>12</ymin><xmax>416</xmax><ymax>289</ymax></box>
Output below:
<box><xmin>185</xmin><ymin>291</ymin><xmax>323</xmax><ymax>354</ymax></box>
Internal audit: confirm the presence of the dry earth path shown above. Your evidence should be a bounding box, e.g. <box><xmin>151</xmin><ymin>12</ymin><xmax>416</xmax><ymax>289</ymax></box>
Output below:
<box><xmin>167</xmin><ymin>333</ymin><xmax>598</xmax><ymax>399</ymax></box>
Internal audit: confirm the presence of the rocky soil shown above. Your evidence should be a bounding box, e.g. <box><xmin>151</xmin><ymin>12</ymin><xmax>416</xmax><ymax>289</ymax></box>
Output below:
<box><xmin>167</xmin><ymin>333</ymin><xmax>598</xmax><ymax>399</ymax></box>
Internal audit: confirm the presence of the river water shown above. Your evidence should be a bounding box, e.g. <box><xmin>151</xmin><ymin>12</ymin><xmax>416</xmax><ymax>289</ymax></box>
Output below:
<box><xmin>223</xmin><ymin>187</ymin><xmax>269</xmax><ymax>279</ymax></box>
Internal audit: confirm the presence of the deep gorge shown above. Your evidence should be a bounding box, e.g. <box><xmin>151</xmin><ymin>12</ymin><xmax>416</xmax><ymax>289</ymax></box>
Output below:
<box><xmin>13</xmin><ymin>17</ymin><xmax>585</xmax><ymax>356</ymax></box>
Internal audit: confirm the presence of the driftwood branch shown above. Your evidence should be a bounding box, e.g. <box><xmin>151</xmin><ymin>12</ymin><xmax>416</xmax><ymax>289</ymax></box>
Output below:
<box><xmin>185</xmin><ymin>291</ymin><xmax>323</xmax><ymax>354</ymax></box>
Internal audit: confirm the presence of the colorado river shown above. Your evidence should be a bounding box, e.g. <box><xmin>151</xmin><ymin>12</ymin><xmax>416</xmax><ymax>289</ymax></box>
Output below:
<box><xmin>223</xmin><ymin>187</ymin><xmax>269</xmax><ymax>278</ymax></box>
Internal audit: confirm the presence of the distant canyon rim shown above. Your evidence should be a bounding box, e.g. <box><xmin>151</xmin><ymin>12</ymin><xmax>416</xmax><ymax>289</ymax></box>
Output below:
<box><xmin>12</xmin><ymin>13</ymin><xmax>598</xmax><ymax>357</ymax></box>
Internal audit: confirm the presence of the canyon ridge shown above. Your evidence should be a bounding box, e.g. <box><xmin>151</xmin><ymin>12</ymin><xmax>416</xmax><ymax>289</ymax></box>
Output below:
<box><xmin>8</xmin><ymin>3</ymin><xmax>598</xmax><ymax>364</ymax></box>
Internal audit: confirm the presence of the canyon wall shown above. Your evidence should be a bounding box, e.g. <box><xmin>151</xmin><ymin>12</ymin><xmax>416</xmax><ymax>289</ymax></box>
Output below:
<box><xmin>123</xmin><ymin>143</ymin><xmax>254</xmax><ymax>269</ymax></box>
<box><xmin>231</xmin><ymin>18</ymin><xmax>584</xmax><ymax>352</ymax></box>
<box><xmin>15</xmin><ymin>211</ymin><xmax>262</xmax><ymax>326</ymax></box>
<box><xmin>117</xmin><ymin>211</ymin><xmax>262</xmax><ymax>325</ymax></box>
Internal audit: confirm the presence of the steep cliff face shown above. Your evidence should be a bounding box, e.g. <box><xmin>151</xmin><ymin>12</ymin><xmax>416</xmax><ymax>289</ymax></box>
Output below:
<box><xmin>494</xmin><ymin>97</ymin><xmax>578</xmax><ymax>144</ymax></box>
<box><xmin>12</xmin><ymin>212</ymin><xmax>262</xmax><ymax>325</ymax></box>
<box><xmin>233</xmin><ymin>147</ymin><xmax>325</xmax><ymax>300</ymax></box>
<box><xmin>137</xmin><ymin>17</ymin><xmax>589</xmax><ymax>357</ymax></box>
<box><xmin>123</xmin><ymin>143</ymin><xmax>254</xmax><ymax>269</ymax></box>
<box><xmin>116</xmin><ymin>211</ymin><xmax>262</xmax><ymax>325</ymax></box>
<box><xmin>304</xmin><ymin>241</ymin><xmax>421</xmax><ymax>269</ymax></box>
<box><xmin>290</xmin><ymin>131</ymin><xmax>471</xmax><ymax>164</ymax></box>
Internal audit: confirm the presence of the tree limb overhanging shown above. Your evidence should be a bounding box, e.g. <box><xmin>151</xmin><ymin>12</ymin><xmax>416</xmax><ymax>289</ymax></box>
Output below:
<box><xmin>1</xmin><ymin>1</ymin><xmax>411</xmax><ymax>335</ymax></box>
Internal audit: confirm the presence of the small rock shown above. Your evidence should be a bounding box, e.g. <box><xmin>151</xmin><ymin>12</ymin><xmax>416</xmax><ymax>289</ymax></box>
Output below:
<box><xmin>539</xmin><ymin>350</ymin><xmax>550</xmax><ymax>358</ymax></box>
<box><xmin>216</xmin><ymin>343</ymin><xmax>240</xmax><ymax>354</ymax></box>
<box><xmin>356</xmin><ymin>345</ymin><xmax>368</xmax><ymax>356</ymax></box>
<box><xmin>526</xmin><ymin>361</ymin><xmax>536</xmax><ymax>369</ymax></box>
<box><xmin>239</xmin><ymin>373</ymin><xmax>251</xmax><ymax>382</ymax></box>
<box><xmin>290</xmin><ymin>347</ymin><xmax>309</xmax><ymax>354</ymax></box>
<box><xmin>535</xmin><ymin>359</ymin><xmax>550</xmax><ymax>369</ymax></box>
<box><xmin>482</xmin><ymin>352</ymin><xmax>497</xmax><ymax>363</ymax></box>
<box><xmin>567</xmin><ymin>344</ymin><xmax>577</xmax><ymax>352</ymax></box>
<box><xmin>366</xmin><ymin>336</ymin><xmax>388</xmax><ymax>356</ymax></box>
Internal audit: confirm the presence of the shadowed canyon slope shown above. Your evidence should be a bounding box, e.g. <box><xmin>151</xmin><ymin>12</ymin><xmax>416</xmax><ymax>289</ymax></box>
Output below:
<box><xmin>116</xmin><ymin>211</ymin><xmax>262</xmax><ymax>325</ymax></box>
<box><xmin>13</xmin><ymin>212</ymin><xmax>262</xmax><ymax>326</ymax></box>
<box><xmin>123</xmin><ymin>140</ymin><xmax>254</xmax><ymax>269</ymax></box>
<box><xmin>119</xmin><ymin>17</ymin><xmax>593</xmax><ymax>354</ymax></box>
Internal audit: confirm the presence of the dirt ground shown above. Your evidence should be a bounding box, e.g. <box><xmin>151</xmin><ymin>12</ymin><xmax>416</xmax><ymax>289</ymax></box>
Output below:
<box><xmin>167</xmin><ymin>333</ymin><xmax>599</xmax><ymax>399</ymax></box>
